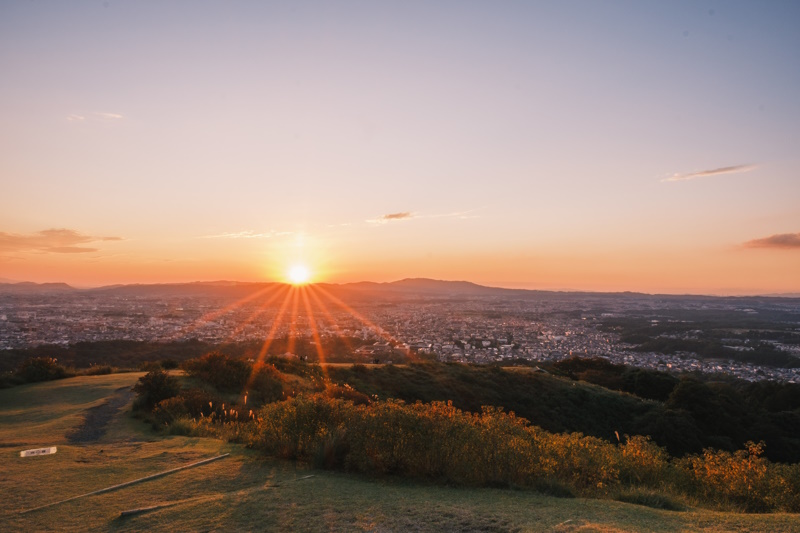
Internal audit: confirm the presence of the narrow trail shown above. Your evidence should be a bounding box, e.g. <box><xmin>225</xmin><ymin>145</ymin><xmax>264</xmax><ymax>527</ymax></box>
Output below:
<box><xmin>66</xmin><ymin>386</ymin><xmax>135</xmax><ymax>443</ymax></box>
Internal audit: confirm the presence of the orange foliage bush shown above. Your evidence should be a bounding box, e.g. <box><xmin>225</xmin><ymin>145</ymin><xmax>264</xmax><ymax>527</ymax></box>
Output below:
<box><xmin>190</xmin><ymin>393</ymin><xmax>800</xmax><ymax>512</ymax></box>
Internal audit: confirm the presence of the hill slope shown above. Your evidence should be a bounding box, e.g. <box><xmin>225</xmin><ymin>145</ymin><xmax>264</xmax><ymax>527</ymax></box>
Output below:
<box><xmin>1</xmin><ymin>374</ymin><xmax>798</xmax><ymax>531</ymax></box>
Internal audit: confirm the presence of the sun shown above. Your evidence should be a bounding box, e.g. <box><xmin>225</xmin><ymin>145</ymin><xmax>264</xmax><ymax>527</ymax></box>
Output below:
<box><xmin>287</xmin><ymin>264</ymin><xmax>311</xmax><ymax>285</ymax></box>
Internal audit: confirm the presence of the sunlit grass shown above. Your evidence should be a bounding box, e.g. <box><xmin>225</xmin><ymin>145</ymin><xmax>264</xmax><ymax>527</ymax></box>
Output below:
<box><xmin>1</xmin><ymin>374</ymin><xmax>799</xmax><ymax>532</ymax></box>
<box><xmin>0</xmin><ymin>373</ymin><xmax>144</xmax><ymax>445</ymax></box>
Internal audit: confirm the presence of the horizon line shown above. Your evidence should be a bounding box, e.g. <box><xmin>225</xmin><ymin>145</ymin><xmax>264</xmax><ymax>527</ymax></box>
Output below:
<box><xmin>2</xmin><ymin>277</ymin><xmax>799</xmax><ymax>299</ymax></box>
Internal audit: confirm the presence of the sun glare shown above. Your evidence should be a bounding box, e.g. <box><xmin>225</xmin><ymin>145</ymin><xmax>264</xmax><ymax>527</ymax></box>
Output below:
<box><xmin>288</xmin><ymin>264</ymin><xmax>311</xmax><ymax>285</ymax></box>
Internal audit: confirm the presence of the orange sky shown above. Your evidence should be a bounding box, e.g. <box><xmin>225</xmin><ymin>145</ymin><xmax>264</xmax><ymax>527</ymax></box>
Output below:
<box><xmin>1</xmin><ymin>2</ymin><xmax>799</xmax><ymax>295</ymax></box>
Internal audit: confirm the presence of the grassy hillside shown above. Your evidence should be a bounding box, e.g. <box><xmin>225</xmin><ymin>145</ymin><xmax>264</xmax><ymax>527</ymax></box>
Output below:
<box><xmin>1</xmin><ymin>374</ymin><xmax>798</xmax><ymax>531</ymax></box>
<box><xmin>328</xmin><ymin>363</ymin><xmax>658</xmax><ymax>438</ymax></box>
<box><xmin>327</xmin><ymin>361</ymin><xmax>800</xmax><ymax>461</ymax></box>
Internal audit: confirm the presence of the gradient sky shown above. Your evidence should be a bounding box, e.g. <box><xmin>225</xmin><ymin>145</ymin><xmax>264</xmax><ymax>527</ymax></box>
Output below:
<box><xmin>1</xmin><ymin>1</ymin><xmax>799</xmax><ymax>294</ymax></box>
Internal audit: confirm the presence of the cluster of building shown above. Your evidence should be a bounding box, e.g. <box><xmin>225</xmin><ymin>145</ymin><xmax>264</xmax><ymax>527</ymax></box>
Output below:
<box><xmin>1</xmin><ymin>290</ymin><xmax>799</xmax><ymax>383</ymax></box>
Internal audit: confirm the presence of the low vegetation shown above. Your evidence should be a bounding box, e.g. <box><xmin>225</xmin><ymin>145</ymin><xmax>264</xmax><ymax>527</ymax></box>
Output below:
<box><xmin>329</xmin><ymin>358</ymin><xmax>800</xmax><ymax>462</ymax></box>
<box><xmin>0</xmin><ymin>336</ymin><xmax>374</xmax><ymax>375</ymax></box>
<box><xmin>131</xmin><ymin>353</ymin><xmax>800</xmax><ymax>514</ymax></box>
<box><xmin>5</xmin><ymin>371</ymin><xmax>800</xmax><ymax>531</ymax></box>
<box><xmin>0</xmin><ymin>356</ymin><xmax>121</xmax><ymax>389</ymax></box>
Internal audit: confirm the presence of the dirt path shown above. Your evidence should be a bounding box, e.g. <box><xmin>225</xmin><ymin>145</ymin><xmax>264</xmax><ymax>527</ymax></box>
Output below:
<box><xmin>67</xmin><ymin>386</ymin><xmax>135</xmax><ymax>443</ymax></box>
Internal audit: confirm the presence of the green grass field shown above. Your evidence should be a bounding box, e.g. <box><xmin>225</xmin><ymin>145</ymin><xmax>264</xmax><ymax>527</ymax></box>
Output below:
<box><xmin>1</xmin><ymin>374</ymin><xmax>798</xmax><ymax>532</ymax></box>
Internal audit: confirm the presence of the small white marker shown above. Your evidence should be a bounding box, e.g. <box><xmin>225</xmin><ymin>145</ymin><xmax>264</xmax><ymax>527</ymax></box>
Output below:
<box><xmin>20</xmin><ymin>447</ymin><xmax>57</xmax><ymax>457</ymax></box>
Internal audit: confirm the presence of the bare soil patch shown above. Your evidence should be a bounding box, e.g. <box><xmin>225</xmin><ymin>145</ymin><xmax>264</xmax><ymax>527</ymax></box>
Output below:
<box><xmin>66</xmin><ymin>386</ymin><xmax>134</xmax><ymax>443</ymax></box>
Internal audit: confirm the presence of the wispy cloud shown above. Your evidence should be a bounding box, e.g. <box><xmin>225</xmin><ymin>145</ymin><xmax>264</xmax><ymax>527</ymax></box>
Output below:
<box><xmin>201</xmin><ymin>230</ymin><xmax>293</xmax><ymax>239</ymax></box>
<box><xmin>383</xmin><ymin>212</ymin><xmax>413</xmax><ymax>220</ymax></box>
<box><xmin>67</xmin><ymin>112</ymin><xmax>125</xmax><ymax>122</ymax></box>
<box><xmin>0</xmin><ymin>229</ymin><xmax>123</xmax><ymax>254</ymax></box>
<box><xmin>367</xmin><ymin>212</ymin><xmax>416</xmax><ymax>225</ymax></box>
<box><xmin>662</xmin><ymin>164</ymin><xmax>756</xmax><ymax>182</ymax></box>
<box><xmin>94</xmin><ymin>112</ymin><xmax>124</xmax><ymax>120</ymax></box>
<box><xmin>743</xmin><ymin>232</ymin><xmax>800</xmax><ymax>249</ymax></box>
<box><xmin>368</xmin><ymin>208</ymin><xmax>484</xmax><ymax>225</ymax></box>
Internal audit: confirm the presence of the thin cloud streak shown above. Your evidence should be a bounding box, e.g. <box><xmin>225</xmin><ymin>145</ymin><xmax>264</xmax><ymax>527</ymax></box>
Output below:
<box><xmin>367</xmin><ymin>207</ymin><xmax>484</xmax><ymax>226</ymax></box>
<box><xmin>67</xmin><ymin>112</ymin><xmax>124</xmax><ymax>122</ymax></box>
<box><xmin>0</xmin><ymin>229</ymin><xmax>122</xmax><ymax>254</ymax></box>
<box><xmin>662</xmin><ymin>164</ymin><xmax>756</xmax><ymax>182</ymax></box>
<box><xmin>743</xmin><ymin>232</ymin><xmax>800</xmax><ymax>249</ymax></box>
<box><xmin>383</xmin><ymin>212</ymin><xmax>413</xmax><ymax>221</ymax></box>
<box><xmin>201</xmin><ymin>230</ymin><xmax>294</xmax><ymax>239</ymax></box>
<box><xmin>366</xmin><ymin>212</ymin><xmax>416</xmax><ymax>225</ymax></box>
<box><xmin>94</xmin><ymin>112</ymin><xmax>124</xmax><ymax>120</ymax></box>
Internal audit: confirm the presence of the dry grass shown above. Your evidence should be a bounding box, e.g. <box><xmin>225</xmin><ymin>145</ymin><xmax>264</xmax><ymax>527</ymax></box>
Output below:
<box><xmin>1</xmin><ymin>374</ymin><xmax>798</xmax><ymax>532</ymax></box>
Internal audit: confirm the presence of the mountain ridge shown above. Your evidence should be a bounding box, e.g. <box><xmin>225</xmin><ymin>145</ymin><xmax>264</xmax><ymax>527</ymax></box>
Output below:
<box><xmin>1</xmin><ymin>278</ymin><xmax>799</xmax><ymax>302</ymax></box>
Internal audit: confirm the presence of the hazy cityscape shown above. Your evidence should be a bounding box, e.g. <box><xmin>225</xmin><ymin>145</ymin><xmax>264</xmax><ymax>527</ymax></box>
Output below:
<box><xmin>3</xmin><ymin>281</ymin><xmax>799</xmax><ymax>383</ymax></box>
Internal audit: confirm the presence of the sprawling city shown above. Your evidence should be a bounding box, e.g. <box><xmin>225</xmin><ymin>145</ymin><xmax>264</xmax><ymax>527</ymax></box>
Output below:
<box><xmin>3</xmin><ymin>280</ymin><xmax>799</xmax><ymax>383</ymax></box>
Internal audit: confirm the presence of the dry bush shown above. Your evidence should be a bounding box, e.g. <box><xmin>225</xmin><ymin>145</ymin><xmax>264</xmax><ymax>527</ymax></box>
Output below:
<box><xmin>186</xmin><ymin>392</ymin><xmax>800</xmax><ymax>513</ymax></box>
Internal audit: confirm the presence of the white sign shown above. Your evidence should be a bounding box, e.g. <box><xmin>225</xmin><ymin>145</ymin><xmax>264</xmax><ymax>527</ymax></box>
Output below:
<box><xmin>20</xmin><ymin>447</ymin><xmax>57</xmax><ymax>457</ymax></box>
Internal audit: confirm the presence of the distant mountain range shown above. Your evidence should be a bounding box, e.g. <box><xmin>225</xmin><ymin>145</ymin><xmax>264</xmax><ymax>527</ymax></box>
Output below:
<box><xmin>0</xmin><ymin>281</ymin><xmax>76</xmax><ymax>294</ymax></box>
<box><xmin>0</xmin><ymin>278</ymin><xmax>504</xmax><ymax>299</ymax></box>
<box><xmin>1</xmin><ymin>278</ymin><xmax>799</xmax><ymax>302</ymax></box>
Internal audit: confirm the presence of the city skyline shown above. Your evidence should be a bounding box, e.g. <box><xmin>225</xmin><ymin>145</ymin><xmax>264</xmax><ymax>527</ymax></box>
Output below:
<box><xmin>2</xmin><ymin>1</ymin><xmax>799</xmax><ymax>295</ymax></box>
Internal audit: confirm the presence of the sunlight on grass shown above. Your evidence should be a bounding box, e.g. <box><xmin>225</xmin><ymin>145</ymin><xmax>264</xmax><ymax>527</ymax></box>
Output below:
<box><xmin>1</xmin><ymin>374</ymin><xmax>798</xmax><ymax>532</ymax></box>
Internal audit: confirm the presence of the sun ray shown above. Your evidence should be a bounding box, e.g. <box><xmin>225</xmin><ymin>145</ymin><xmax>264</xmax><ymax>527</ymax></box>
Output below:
<box><xmin>255</xmin><ymin>285</ymin><xmax>296</xmax><ymax>363</ymax></box>
<box><xmin>310</xmin><ymin>284</ymin><xmax>401</xmax><ymax>353</ymax></box>
<box><xmin>163</xmin><ymin>284</ymin><xmax>281</xmax><ymax>342</ymax></box>
<box><xmin>307</xmin><ymin>287</ymin><xmax>356</xmax><ymax>355</ymax></box>
<box><xmin>287</xmin><ymin>286</ymin><xmax>301</xmax><ymax>355</ymax></box>
<box><xmin>219</xmin><ymin>284</ymin><xmax>290</xmax><ymax>344</ymax></box>
<box><xmin>300</xmin><ymin>287</ymin><xmax>328</xmax><ymax>379</ymax></box>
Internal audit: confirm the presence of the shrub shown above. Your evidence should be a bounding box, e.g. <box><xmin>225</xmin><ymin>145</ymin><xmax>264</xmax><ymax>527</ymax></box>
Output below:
<box><xmin>618</xmin><ymin>435</ymin><xmax>670</xmax><ymax>487</ymax></box>
<box><xmin>0</xmin><ymin>372</ymin><xmax>23</xmax><ymax>389</ymax></box>
<box><xmin>529</xmin><ymin>429</ymin><xmax>620</xmax><ymax>491</ymax></box>
<box><xmin>138</xmin><ymin>360</ymin><xmax>163</xmax><ymax>372</ymax></box>
<box><xmin>248</xmin><ymin>396</ymin><xmax>622</xmax><ymax>489</ymax></box>
<box><xmin>325</xmin><ymin>383</ymin><xmax>370</xmax><ymax>405</ymax></box>
<box><xmin>167</xmin><ymin>417</ymin><xmax>197</xmax><ymax>436</ymax></box>
<box><xmin>180</xmin><ymin>387</ymin><xmax>219</xmax><ymax>418</ymax></box>
<box><xmin>17</xmin><ymin>357</ymin><xmax>69</xmax><ymax>383</ymax></box>
<box><xmin>313</xmin><ymin>428</ymin><xmax>351</xmax><ymax>469</ymax></box>
<box><xmin>249</xmin><ymin>362</ymin><xmax>285</xmax><ymax>404</ymax></box>
<box><xmin>84</xmin><ymin>364</ymin><xmax>113</xmax><ymax>376</ymax></box>
<box><xmin>153</xmin><ymin>396</ymin><xmax>190</xmax><ymax>426</ymax></box>
<box><xmin>160</xmin><ymin>358</ymin><xmax>179</xmax><ymax>370</ymax></box>
<box><xmin>248</xmin><ymin>394</ymin><xmax>351</xmax><ymax>460</ymax></box>
<box><xmin>133</xmin><ymin>369</ymin><xmax>180</xmax><ymax>411</ymax></box>
<box><xmin>677</xmin><ymin>441</ymin><xmax>792</xmax><ymax>512</ymax></box>
<box><xmin>184</xmin><ymin>391</ymin><xmax>800</xmax><ymax>513</ymax></box>
<box><xmin>183</xmin><ymin>352</ymin><xmax>251</xmax><ymax>392</ymax></box>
